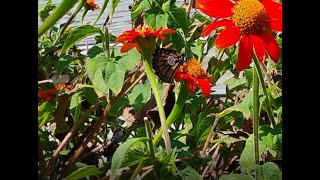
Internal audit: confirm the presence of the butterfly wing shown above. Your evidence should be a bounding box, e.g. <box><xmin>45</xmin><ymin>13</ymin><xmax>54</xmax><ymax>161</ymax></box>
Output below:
<box><xmin>152</xmin><ymin>47</ymin><xmax>185</xmax><ymax>83</ymax></box>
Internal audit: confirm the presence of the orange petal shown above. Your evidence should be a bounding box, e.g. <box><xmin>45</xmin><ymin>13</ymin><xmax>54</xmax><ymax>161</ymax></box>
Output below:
<box><xmin>174</xmin><ymin>69</ymin><xmax>184</xmax><ymax>82</ymax></box>
<box><xmin>120</xmin><ymin>42</ymin><xmax>137</xmax><ymax>53</ymax></box>
<box><xmin>116</xmin><ymin>33</ymin><xmax>129</xmax><ymax>43</ymax></box>
<box><xmin>236</xmin><ymin>35</ymin><xmax>253</xmax><ymax>71</ymax></box>
<box><xmin>185</xmin><ymin>75</ymin><xmax>196</xmax><ymax>93</ymax></box>
<box><xmin>161</xmin><ymin>28</ymin><xmax>175</xmax><ymax>35</ymax></box>
<box><xmin>260</xmin><ymin>30</ymin><xmax>280</xmax><ymax>63</ymax></box>
<box><xmin>261</xmin><ymin>0</ymin><xmax>282</xmax><ymax>32</ymax></box>
<box><xmin>196</xmin><ymin>0</ymin><xmax>234</xmax><ymax>18</ymax></box>
<box><xmin>197</xmin><ymin>78</ymin><xmax>211</xmax><ymax>99</ymax></box>
<box><xmin>215</xmin><ymin>26</ymin><xmax>240</xmax><ymax>48</ymax></box>
<box><xmin>202</xmin><ymin>19</ymin><xmax>234</xmax><ymax>37</ymax></box>
<box><xmin>251</xmin><ymin>33</ymin><xmax>266</xmax><ymax>62</ymax></box>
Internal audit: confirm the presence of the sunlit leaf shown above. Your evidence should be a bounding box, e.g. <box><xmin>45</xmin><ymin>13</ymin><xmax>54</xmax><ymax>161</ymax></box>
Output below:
<box><xmin>63</xmin><ymin>166</ymin><xmax>100</xmax><ymax>180</ymax></box>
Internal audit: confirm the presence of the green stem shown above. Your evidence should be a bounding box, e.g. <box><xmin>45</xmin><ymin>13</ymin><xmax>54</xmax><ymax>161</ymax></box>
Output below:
<box><xmin>40</xmin><ymin>0</ymin><xmax>86</xmax><ymax>62</ymax></box>
<box><xmin>252</xmin><ymin>56</ymin><xmax>276</xmax><ymax>128</ymax></box>
<box><xmin>92</xmin><ymin>0</ymin><xmax>110</xmax><ymax>26</ymax></box>
<box><xmin>144</xmin><ymin>117</ymin><xmax>159</xmax><ymax>180</ymax></box>
<box><xmin>152</xmin><ymin>83</ymin><xmax>189</xmax><ymax>145</ymax></box>
<box><xmin>38</xmin><ymin>0</ymin><xmax>79</xmax><ymax>38</ymax></box>
<box><xmin>142</xmin><ymin>51</ymin><xmax>171</xmax><ymax>154</ymax></box>
<box><xmin>253</xmin><ymin>65</ymin><xmax>260</xmax><ymax>165</ymax></box>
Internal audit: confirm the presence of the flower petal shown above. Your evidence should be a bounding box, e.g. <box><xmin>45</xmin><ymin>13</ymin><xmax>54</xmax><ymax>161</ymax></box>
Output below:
<box><xmin>261</xmin><ymin>0</ymin><xmax>282</xmax><ymax>31</ymax></box>
<box><xmin>250</xmin><ymin>33</ymin><xmax>266</xmax><ymax>62</ymax></box>
<box><xmin>185</xmin><ymin>75</ymin><xmax>196</xmax><ymax>93</ymax></box>
<box><xmin>201</xmin><ymin>19</ymin><xmax>234</xmax><ymax>37</ymax></box>
<box><xmin>161</xmin><ymin>28</ymin><xmax>175</xmax><ymax>35</ymax></box>
<box><xmin>174</xmin><ymin>68</ymin><xmax>184</xmax><ymax>82</ymax></box>
<box><xmin>215</xmin><ymin>26</ymin><xmax>240</xmax><ymax>48</ymax></box>
<box><xmin>236</xmin><ymin>35</ymin><xmax>253</xmax><ymax>71</ymax></box>
<box><xmin>120</xmin><ymin>42</ymin><xmax>137</xmax><ymax>53</ymax></box>
<box><xmin>116</xmin><ymin>33</ymin><xmax>129</xmax><ymax>43</ymax></box>
<box><xmin>260</xmin><ymin>30</ymin><xmax>280</xmax><ymax>63</ymax></box>
<box><xmin>197</xmin><ymin>78</ymin><xmax>211</xmax><ymax>99</ymax></box>
<box><xmin>196</xmin><ymin>0</ymin><xmax>234</xmax><ymax>18</ymax></box>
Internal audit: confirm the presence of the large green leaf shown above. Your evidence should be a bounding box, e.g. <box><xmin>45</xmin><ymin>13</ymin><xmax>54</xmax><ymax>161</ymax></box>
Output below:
<box><xmin>117</xmin><ymin>48</ymin><xmax>141</xmax><ymax>71</ymax></box>
<box><xmin>86</xmin><ymin>53</ymin><xmax>109</xmax><ymax>94</ymax></box>
<box><xmin>145</xmin><ymin>10</ymin><xmax>169</xmax><ymax>30</ymax></box>
<box><xmin>63</xmin><ymin>166</ymin><xmax>100</xmax><ymax>180</ymax></box>
<box><xmin>109</xmin><ymin>97</ymin><xmax>129</xmax><ymax>117</ymax></box>
<box><xmin>220</xmin><ymin>174</ymin><xmax>255</xmax><ymax>180</ymax></box>
<box><xmin>128</xmin><ymin>83</ymin><xmax>151</xmax><ymax>113</ymax></box>
<box><xmin>61</xmin><ymin>25</ymin><xmax>102</xmax><ymax>54</ymax></box>
<box><xmin>256</xmin><ymin>162</ymin><xmax>282</xmax><ymax>180</ymax></box>
<box><xmin>103</xmin><ymin>60</ymin><xmax>126</xmax><ymax>94</ymax></box>
<box><xmin>110</xmin><ymin>138</ymin><xmax>147</xmax><ymax>180</ymax></box>
<box><xmin>55</xmin><ymin>55</ymin><xmax>76</xmax><ymax>75</ymax></box>
<box><xmin>240</xmin><ymin>134</ymin><xmax>267</xmax><ymax>173</ymax></box>
<box><xmin>224</xmin><ymin>77</ymin><xmax>247</xmax><ymax>92</ymax></box>
<box><xmin>169</xmin><ymin>7</ymin><xmax>189</xmax><ymax>34</ymax></box>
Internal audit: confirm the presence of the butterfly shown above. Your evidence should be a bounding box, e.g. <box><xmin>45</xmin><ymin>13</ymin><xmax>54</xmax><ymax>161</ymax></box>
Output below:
<box><xmin>152</xmin><ymin>47</ymin><xmax>185</xmax><ymax>83</ymax></box>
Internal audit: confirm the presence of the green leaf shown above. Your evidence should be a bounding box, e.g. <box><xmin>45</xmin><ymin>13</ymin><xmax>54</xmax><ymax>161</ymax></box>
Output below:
<box><xmin>128</xmin><ymin>83</ymin><xmax>151</xmax><ymax>112</ymax></box>
<box><xmin>259</xmin><ymin>125</ymin><xmax>282</xmax><ymax>155</ymax></box>
<box><xmin>145</xmin><ymin>10</ymin><xmax>169</xmax><ymax>30</ymax></box>
<box><xmin>61</xmin><ymin>25</ymin><xmax>102</xmax><ymax>54</ymax></box>
<box><xmin>110</xmin><ymin>138</ymin><xmax>147</xmax><ymax>179</ymax></box>
<box><xmin>38</xmin><ymin>0</ymin><xmax>78</xmax><ymax>37</ymax></box>
<box><xmin>92</xmin><ymin>0</ymin><xmax>110</xmax><ymax>25</ymax></box>
<box><xmin>217</xmin><ymin>133</ymin><xmax>246</xmax><ymax>146</ymax></box>
<box><xmin>169</xmin><ymin>7</ymin><xmax>189</xmax><ymax>34</ymax></box>
<box><xmin>187</xmin><ymin>112</ymin><xmax>212</xmax><ymax>149</ymax></box>
<box><xmin>109</xmin><ymin>97</ymin><xmax>129</xmax><ymax>117</ymax></box>
<box><xmin>86</xmin><ymin>53</ymin><xmax>109</xmax><ymax>94</ymax></box>
<box><xmin>244</xmin><ymin>68</ymin><xmax>254</xmax><ymax>87</ymax></box>
<box><xmin>240</xmin><ymin>134</ymin><xmax>267</xmax><ymax>173</ymax></box>
<box><xmin>69</xmin><ymin>92</ymin><xmax>83</xmax><ymax>110</ymax></box>
<box><xmin>118</xmin><ymin>48</ymin><xmax>141</xmax><ymax>71</ymax></box>
<box><xmin>55</xmin><ymin>55</ymin><xmax>76</xmax><ymax>75</ymax></box>
<box><xmin>131</xmin><ymin>0</ymin><xmax>150</xmax><ymax>21</ymax></box>
<box><xmin>162</xmin><ymin>0</ymin><xmax>171</xmax><ymax>12</ymax></box>
<box><xmin>109</xmin><ymin>0</ymin><xmax>121</xmax><ymax>23</ymax></box>
<box><xmin>63</xmin><ymin>166</ymin><xmax>100</xmax><ymax>180</ymax></box>
<box><xmin>103</xmin><ymin>60</ymin><xmax>126</xmax><ymax>94</ymax></box>
<box><xmin>217</xmin><ymin>90</ymin><xmax>265</xmax><ymax>119</ymax></box>
<box><xmin>224</xmin><ymin>77</ymin><xmax>247</xmax><ymax>92</ymax></box>
<box><xmin>220</xmin><ymin>174</ymin><xmax>255</xmax><ymax>180</ymax></box>
<box><xmin>38</xmin><ymin>101</ymin><xmax>54</xmax><ymax>128</ymax></box>
<box><xmin>179</xmin><ymin>165</ymin><xmax>202</xmax><ymax>180</ymax></box>
<box><xmin>256</xmin><ymin>162</ymin><xmax>282</xmax><ymax>180</ymax></box>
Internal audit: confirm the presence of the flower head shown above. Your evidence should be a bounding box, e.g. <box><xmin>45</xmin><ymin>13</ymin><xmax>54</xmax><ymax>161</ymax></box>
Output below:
<box><xmin>85</xmin><ymin>0</ymin><xmax>99</xmax><ymax>11</ymax></box>
<box><xmin>175</xmin><ymin>59</ymin><xmax>211</xmax><ymax>98</ymax></box>
<box><xmin>116</xmin><ymin>24</ymin><xmax>175</xmax><ymax>53</ymax></box>
<box><xmin>38</xmin><ymin>83</ymin><xmax>73</xmax><ymax>105</ymax></box>
<box><xmin>196</xmin><ymin>0</ymin><xmax>282</xmax><ymax>71</ymax></box>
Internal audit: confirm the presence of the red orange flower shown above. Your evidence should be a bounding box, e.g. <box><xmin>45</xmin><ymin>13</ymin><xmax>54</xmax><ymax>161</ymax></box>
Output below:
<box><xmin>38</xmin><ymin>83</ymin><xmax>73</xmax><ymax>105</ymax></box>
<box><xmin>175</xmin><ymin>59</ymin><xmax>211</xmax><ymax>99</ymax></box>
<box><xmin>85</xmin><ymin>0</ymin><xmax>98</xmax><ymax>11</ymax></box>
<box><xmin>196</xmin><ymin>0</ymin><xmax>282</xmax><ymax>71</ymax></box>
<box><xmin>116</xmin><ymin>24</ymin><xmax>175</xmax><ymax>53</ymax></box>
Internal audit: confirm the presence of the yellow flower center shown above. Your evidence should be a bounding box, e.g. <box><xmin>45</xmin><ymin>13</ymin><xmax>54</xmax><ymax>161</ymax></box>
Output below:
<box><xmin>183</xmin><ymin>59</ymin><xmax>206</xmax><ymax>78</ymax></box>
<box><xmin>231</xmin><ymin>0</ymin><xmax>268</xmax><ymax>34</ymax></box>
<box><xmin>135</xmin><ymin>24</ymin><xmax>152</xmax><ymax>36</ymax></box>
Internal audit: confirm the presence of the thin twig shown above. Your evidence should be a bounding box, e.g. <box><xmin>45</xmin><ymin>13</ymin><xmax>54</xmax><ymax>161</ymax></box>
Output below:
<box><xmin>186</xmin><ymin>0</ymin><xmax>195</xmax><ymax>17</ymax></box>
<box><xmin>201</xmin><ymin>118</ymin><xmax>219</xmax><ymax>156</ymax></box>
<box><xmin>201</xmin><ymin>143</ymin><xmax>221</xmax><ymax>178</ymax></box>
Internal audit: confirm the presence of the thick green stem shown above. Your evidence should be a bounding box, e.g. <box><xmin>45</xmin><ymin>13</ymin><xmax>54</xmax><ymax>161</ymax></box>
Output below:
<box><xmin>253</xmin><ymin>65</ymin><xmax>260</xmax><ymax>165</ymax></box>
<box><xmin>38</xmin><ymin>0</ymin><xmax>79</xmax><ymax>38</ymax></box>
<box><xmin>142</xmin><ymin>51</ymin><xmax>171</xmax><ymax>154</ymax></box>
<box><xmin>152</xmin><ymin>83</ymin><xmax>189</xmax><ymax>145</ymax></box>
<box><xmin>252</xmin><ymin>56</ymin><xmax>276</xmax><ymax>128</ymax></box>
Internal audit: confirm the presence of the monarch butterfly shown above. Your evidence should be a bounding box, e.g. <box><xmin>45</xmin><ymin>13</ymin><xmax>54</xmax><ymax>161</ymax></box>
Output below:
<box><xmin>152</xmin><ymin>47</ymin><xmax>185</xmax><ymax>83</ymax></box>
